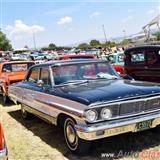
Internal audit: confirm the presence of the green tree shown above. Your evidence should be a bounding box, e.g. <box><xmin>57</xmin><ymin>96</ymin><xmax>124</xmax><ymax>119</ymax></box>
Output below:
<box><xmin>102</xmin><ymin>41</ymin><xmax>116</xmax><ymax>48</ymax></box>
<box><xmin>120</xmin><ymin>39</ymin><xmax>131</xmax><ymax>45</ymax></box>
<box><xmin>48</xmin><ymin>43</ymin><xmax>56</xmax><ymax>50</ymax></box>
<box><xmin>78</xmin><ymin>43</ymin><xmax>90</xmax><ymax>49</ymax></box>
<box><xmin>89</xmin><ymin>39</ymin><xmax>101</xmax><ymax>47</ymax></box>
<box><xmin>0</xmin><ymin>31</ymin><xmax>12</xmax><ymax>51</ymax></box>
<box><xmin>154</xmin><ymin>32</ymin><xmax>160</xmax><ymax>41</ymax></box>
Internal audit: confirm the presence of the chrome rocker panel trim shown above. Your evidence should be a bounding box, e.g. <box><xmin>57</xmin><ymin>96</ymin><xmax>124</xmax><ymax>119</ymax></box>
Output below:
<box><xmin>75</xmin><ymin>111</ymin><xmax>160</xmax><ymax>140</ymax></box>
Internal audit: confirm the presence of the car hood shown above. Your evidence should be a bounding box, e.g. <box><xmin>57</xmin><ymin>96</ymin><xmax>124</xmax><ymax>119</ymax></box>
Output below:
<box><xmin>54</xmin><ymin>79</ymin><xmax>160</xmax><ymax>106</ymax></box>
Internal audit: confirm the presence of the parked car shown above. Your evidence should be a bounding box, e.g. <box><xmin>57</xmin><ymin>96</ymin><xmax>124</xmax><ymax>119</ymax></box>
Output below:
<box><xmin>0</xmin><ymin>61</ymin><xmax>35</xmax><ymax>105</ymax></box>
<box><xmin>56</xmin><ymin>54</ymin><xmax>96</xmax><ymax>60</ymax></box>
<box><xmin>107</xmin><ymin>52</ymin><xmax>124</xmax><ymax>66</ymax></box>
<box><xmin>8</xmin><ymin>59</ymin><xmax>160</xmax><ymax>154</ymax></box>
<box><xmin>124</xmin><ymin>45</ymin><xmax>160</xmax><ymax>83</ymax></box>
<box><xmin>0</xmin><ymin>123</ymin><xmax>8</xmax><ymax>160</ymax></box>
<box><xmin>107</xmin><ymin>52</ymin><xmax>124</xmax><ymax>76</ymax></box>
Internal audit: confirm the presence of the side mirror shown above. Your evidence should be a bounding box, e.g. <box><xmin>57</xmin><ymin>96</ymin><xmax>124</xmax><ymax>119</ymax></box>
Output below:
<box><xmin>123</xmin><ymin>74</ymin><xmax>134</xmax><ymax>80</ymax></box>
<box><xmin>37</xmin><ymin>80</ymin><xmax>44</xmax><ymax>87</ymax></box>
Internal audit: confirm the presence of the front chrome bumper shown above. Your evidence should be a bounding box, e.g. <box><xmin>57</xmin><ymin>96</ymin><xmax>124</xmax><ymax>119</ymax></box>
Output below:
<box><xmin>75</xmin><ymin>111</ymin><xmax>160</xmax><ymax>140</ymax></box>
<box><xmin>0</xmin><ymin>148</ymin><xmax>8</xmax><ymax>160</ymax></box>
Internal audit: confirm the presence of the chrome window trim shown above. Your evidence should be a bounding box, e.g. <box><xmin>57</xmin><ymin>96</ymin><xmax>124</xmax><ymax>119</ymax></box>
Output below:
<box><xmin>49</xmin><ymin>66</ymin><xmax>54</xmax><ymax>88</ymax></box>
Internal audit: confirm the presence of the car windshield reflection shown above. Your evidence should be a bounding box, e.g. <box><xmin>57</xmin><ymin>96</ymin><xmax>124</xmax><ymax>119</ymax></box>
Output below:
<box><xmin>52</xmin><ymin>62</ymin><xmax>119</xmax><ymax>85</ymax></box>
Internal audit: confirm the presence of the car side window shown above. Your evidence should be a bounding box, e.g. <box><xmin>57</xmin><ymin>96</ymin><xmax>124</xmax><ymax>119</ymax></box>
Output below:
<box><xmin>2</xmin><ymin>64</ymin><xmax>12</xmax><ymax>72</ymax></box>
<box><xmin>28</xmin><ymin>67</ymin><xmax>40</xmax><ymax>83</ymax></box>
<box><xmin>130</xmin><ymin>51</ymin><xmax>145</xmax><ymax>65</ymax></box>
<box><xmin>146</xmin><ymin>50</ymin><xmax>160</xmax><ymax>65</ymax></box>
<box><xmin>118</xmin><ymin>54</ymin><xmax>124</xmax><ymax>62</ymax></box>
<box><xmin>40</xmin><ymin>67</ymin><xmax>51</xmax><ymax>85</ymax></box>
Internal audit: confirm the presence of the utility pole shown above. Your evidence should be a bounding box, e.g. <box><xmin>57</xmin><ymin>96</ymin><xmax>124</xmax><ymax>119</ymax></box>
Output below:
<box><xmin>102</xmin><ymin>25</ymin><xmax>107</xmax><ymax>43</ymax></box>
<box><xmin>32</xmin><ymin>33</ymin><xmax>37</xmax><ymax>51</ymax></box>
<box><xmin>123</xmin><ymin>30</ymin><xmax>126</xmax><ymax>39</ymax></box>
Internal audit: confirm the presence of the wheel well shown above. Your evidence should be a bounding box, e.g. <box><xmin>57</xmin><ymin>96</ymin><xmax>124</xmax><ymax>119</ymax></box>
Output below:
<box><xmin>57</xmin><ymin>113</ymin><xmax>76</xmax><ymax>128</ymax></box>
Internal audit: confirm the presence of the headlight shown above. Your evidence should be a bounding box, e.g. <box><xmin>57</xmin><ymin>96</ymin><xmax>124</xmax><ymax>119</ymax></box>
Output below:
<box><xmin>101</xmin><ymin>108</ymin><xmax>112</xmax><ymax>119</ymax></box>
<box><xmin>85</xmin><ymin>110</ymin><xmax>98</xmax><ymax>122</ymax></box>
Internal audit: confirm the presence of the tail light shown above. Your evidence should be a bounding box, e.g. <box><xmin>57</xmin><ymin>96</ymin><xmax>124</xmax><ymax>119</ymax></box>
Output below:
<box><xmin>0</xmin><ymin>124</ymin><xmax>5</xmax><ymax>150</ymax></box>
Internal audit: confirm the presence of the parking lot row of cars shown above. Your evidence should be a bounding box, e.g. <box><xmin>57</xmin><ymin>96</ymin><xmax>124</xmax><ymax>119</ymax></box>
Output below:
<box><xmin>1</xmin><ymin>45</ymin><xmax>160</xmax><ymax>157</ymax></box>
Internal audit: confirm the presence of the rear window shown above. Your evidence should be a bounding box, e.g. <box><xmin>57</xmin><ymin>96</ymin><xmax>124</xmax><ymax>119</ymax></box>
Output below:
<box><xmin>2</xmin><ymin>63</ymin><xmax>34</xmax><ymax>72</ymax></box>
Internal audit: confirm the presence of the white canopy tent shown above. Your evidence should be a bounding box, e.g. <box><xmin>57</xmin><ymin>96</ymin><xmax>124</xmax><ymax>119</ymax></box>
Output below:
<box><xmin>14</xmin><ymin>48</ymin><xmax>30</xmax><ymax>53</ymax></box>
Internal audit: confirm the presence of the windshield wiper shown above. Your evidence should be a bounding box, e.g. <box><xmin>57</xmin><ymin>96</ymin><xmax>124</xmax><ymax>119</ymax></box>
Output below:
<box><xmin>96</xmin><ymin>76</ymin><xmax>119</xmax><ymax>80</ymax></box>
<box><xmin>56</xmin><ymin>80</ymin><xmax>89</xmax><ymax>87</ymax></box>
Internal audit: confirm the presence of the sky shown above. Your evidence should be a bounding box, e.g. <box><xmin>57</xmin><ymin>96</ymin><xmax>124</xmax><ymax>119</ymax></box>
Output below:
<box><xmin>0</xmin><ymin>0</ymin><xmax>160</xmax><ymax>49</ymax></box>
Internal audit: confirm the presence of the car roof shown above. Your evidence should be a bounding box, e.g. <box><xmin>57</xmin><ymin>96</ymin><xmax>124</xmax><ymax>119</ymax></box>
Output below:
<box><xmin>109</xmin><ymin>52</ymin><xmax>124</xmax><ymax>56</ymax></box>
<box><xmin>58</xmin><ymin>54</ymin><xmax>95</xmax><ymax>58</ymax></box>
<box><xmin>124</xmin><ymin>45</ymin><xmax>160</xmax><ymax>53</ymax></box>
<box><xmin>1</xmin><ymin>61</ymin><xmax>34</xmax><ymax>65</ymax></box>
<box><xmin>33</xmin><ymin>59</ymin><xmax>107</xmax><ymax>68</ymax></box>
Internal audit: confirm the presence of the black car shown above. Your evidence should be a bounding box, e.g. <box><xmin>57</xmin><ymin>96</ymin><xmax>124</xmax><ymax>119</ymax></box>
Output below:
<box><xmin>8</xmin><ymin>59</ymin><xmax>160</xmax><ymax>154</ymax></box>
<box><xmin>124</xmin><ymin>45</ymin><xmax>160</xmax><ymax>83</ymax></box>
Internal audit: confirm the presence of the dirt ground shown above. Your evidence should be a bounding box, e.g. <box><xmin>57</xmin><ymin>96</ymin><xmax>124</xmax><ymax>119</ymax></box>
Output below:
<box><xmin>1</xmin><ymin>99</ymin><xmax>160</xmax><ymax>160</ymax></box>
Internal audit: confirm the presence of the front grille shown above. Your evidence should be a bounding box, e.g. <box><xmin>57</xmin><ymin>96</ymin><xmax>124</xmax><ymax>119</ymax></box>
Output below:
<box><xmin>120</xmin><ymin>102</ymin><xmax>140</xmax><ymax>115</ymax></box>
<box><xmin>119</xmin><ymin>97</ymin><xmax>160</xmax><ymax>116</ymax></box>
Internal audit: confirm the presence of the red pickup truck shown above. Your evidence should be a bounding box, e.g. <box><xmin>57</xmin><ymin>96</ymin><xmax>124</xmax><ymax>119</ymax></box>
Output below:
<box><xmin>0</xmin><ymin>61</ymin><xmax>34</xmax><ymax>105</ymax></box>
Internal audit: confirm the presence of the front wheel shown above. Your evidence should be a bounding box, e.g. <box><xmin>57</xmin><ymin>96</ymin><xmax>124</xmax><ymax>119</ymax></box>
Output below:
<box><xmin>64</xmin><ymin>118</ymin><xmax>91</xmax><ymax>154</ymax></box>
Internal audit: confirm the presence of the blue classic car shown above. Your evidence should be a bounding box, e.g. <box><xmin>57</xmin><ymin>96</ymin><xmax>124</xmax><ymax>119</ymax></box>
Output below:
<box><xmin>8</xmin><ymin>59</ymin><xmax>160</xmax><ymax>154</ymax></box>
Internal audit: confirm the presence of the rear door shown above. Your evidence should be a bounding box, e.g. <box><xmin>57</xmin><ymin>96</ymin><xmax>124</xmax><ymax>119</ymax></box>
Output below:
<box><xmin>145</xmin><ymin>49</ymin><xmax>160</xmax><ymax>83</ymax></box>
<box><xmin>125</xmin><ymin>49</ymin><xmax>147</xmax><ymax>81</ymax></box>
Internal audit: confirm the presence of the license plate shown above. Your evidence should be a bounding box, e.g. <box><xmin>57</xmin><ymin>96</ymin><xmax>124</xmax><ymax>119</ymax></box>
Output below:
<box><xmin>135</xmin><ymin>119</ymin><xmax>153</xmax><ymax>132</ymax></box>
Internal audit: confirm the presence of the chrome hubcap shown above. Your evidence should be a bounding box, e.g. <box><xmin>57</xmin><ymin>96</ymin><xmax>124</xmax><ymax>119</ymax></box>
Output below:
<box><xmin>66</xmin><ymin>124</ymin><xmax>76</xmax><ymax>144</ymax></box>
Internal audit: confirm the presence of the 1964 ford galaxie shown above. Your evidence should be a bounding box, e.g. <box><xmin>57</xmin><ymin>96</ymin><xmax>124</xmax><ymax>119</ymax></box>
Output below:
<box><xmin>8</xmin><ymin>59</ymin><xmax>160</xmax><ymax>154</ymax></box>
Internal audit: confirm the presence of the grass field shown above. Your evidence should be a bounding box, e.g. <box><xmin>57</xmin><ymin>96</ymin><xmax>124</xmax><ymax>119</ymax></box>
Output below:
<box><xmin>1</xmin><ymin>101</ymin><xmax>160</xmax><ymax>160</ymax></box>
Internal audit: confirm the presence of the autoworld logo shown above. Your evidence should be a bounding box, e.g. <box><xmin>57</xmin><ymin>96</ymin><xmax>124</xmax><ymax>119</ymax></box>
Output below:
<box><xmin>101</xmin><ymin>150</ymin><xmax>160</xmax><ymax>159</ymax></box>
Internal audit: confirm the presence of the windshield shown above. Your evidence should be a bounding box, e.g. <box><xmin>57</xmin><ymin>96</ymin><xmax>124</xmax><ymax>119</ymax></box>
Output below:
<box><xmin>52</xmin><ymin>62</ymin><xmax>119</xmax><ymax>85</ymax></box>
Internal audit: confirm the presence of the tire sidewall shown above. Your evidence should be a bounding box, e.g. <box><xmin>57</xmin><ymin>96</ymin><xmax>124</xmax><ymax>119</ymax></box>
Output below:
<box><xmin>64</xmin><ymin>118</ymin><xmax>79</xmax><ymax>151</ymax></box>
